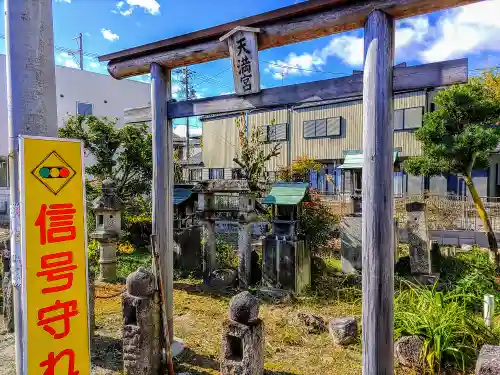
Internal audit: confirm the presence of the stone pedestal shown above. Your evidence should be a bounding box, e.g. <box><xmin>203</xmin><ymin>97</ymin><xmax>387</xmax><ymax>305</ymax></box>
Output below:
<box><xmin>221</xmin><ymin>292</ymin><xmax>264</xmax><ymax>375</ymax></box>
<box><xmin>406</xmin><ymin>202</ymin><xmax>430</xmax><ymax>275</ymax></box>
<box><xmin>98</xmin><ymin>240</ymin><xmax>118</xmax><ymax>282</ymax></box>
<box><xmin>122</xmin><ymin>267</ymin><xmax>161</xmax><ymax>375</ymax></box>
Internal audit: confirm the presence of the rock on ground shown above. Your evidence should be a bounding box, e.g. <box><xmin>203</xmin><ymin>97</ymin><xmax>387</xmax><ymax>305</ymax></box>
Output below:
<box><xmin>328</xmin><ymin>317</ymin><xmax>357</xmax><ymax>346</ymax></box>
<box><xmin>476</xmin><ymin>345</ymin><xmax>500</xmax><ymax>375</ymax></box>
<box><xmin>229</xmin><ymin>291</ymin><xmax>259</xmax><ymax>324</ymax></box>
<box><xmin>394</xmin><ymin>335</ymin><xmax>424</xmax><ymax>370</ymax></box>
<box><xmin>297</xmin><ymin>312</ymin><xmax>328</xmax><ymax>334</ymax></box>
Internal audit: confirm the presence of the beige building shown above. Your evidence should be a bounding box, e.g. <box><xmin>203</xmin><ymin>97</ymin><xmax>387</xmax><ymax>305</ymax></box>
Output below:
<box><xmin>191</xmin><ymin>86</ymin><xmax>494</xmax><ymax>198</ymax></box>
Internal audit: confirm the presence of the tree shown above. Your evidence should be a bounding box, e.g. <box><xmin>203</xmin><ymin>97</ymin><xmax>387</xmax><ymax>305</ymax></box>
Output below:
<box><xmin>59</xmin><ymin>115</ymin><xmax>153</xmax><ymax>202</ymax></box>
<box><xmin>404</xmin><ymin>80</ymin><xmax>500</xmax><ymax>265</ymax></box>
<box><xmin>233</xmin><ymin>115</ymin><xmax>281</xmax><ymax>193</ymax></box>
<box><xmin>277</xmin><ymin>155</ymin><xmax>322</xmax><ymax>182</ymax></box>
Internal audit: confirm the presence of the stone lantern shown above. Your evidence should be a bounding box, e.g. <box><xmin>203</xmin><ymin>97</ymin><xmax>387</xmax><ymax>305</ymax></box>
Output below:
<box><xmin>91</xmin><ymin>178</ymin><xmax>123</xmax><ymax>282</ymax></box>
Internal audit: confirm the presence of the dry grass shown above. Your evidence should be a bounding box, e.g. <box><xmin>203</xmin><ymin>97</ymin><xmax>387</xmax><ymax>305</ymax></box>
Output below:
<box><xmin>94</xmin><ymin>278</ymin><xmax>367</xmax><ymax>375</ymax></box>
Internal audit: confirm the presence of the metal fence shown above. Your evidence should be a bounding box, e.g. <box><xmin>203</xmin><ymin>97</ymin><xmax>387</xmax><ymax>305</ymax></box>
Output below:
<box><xmin>320</xmin><ymin>193</ymin><xmax>500</xmax><ymax>232</ymax></box>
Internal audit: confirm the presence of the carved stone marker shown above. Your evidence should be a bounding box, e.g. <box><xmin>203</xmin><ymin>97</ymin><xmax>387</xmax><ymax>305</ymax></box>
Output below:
<box><xmin>340</xmin><ymin>216</ymin><xmax>362</xmax><ymax>273</ymax></box>
<box><xmin>406</xmin><ymin>202</ymin><xmax>430</xmax><ymax>275</ymax></box>
<box><xmin>122</xmin><ymin>267</ymin><xmax>161</xmax><ymax>375</ymax></box>
<box><xmin>221</xmin><ymin>291</ymin><xmax>264</xmax><ymax>375</ymax></box>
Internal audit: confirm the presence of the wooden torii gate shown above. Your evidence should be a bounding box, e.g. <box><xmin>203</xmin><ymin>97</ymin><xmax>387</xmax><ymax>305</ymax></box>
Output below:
<box><xmin>99</xmin><ymin>1</ymin><xmax>476</xmax><ymax>373</ymax></box>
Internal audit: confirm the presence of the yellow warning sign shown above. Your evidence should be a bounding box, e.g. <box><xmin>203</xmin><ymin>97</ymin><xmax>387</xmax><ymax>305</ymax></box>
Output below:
<box><xmin>31</xmin><ymin>151</ymin><xmax>77</xmax><ymax>195</ymax></box>
<box><xmin>20</xmin><ymin>136</ymin><xmax>90</xmax><ymax>375</ymax></box>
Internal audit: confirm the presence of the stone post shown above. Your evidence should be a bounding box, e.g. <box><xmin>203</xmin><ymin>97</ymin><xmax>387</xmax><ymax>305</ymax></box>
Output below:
<box><xmin>1</xmin><ymin>240</ymin><xmax>14</xmax><ymax>332</ymax></box>
<box><xmin>91</xmin><ymin>179</ymin><xmax>122</xmax><ymax>282</ymax></box>
<box><xmin>237</xmin><ymin>223</ymin><xmax>252</xmax><ymax>289</ymax></box>
<box><xmin>221</xmin><ymin>291</ymin><xmax>264</xmax><ymax>375</ymax></box>
<box><xmin>123</xmin><ymin>267</ymin><xmax>161</xmax><ymax>375</ymax></box>
<box><xmin>201</xmin><ymin>219</ymin><xmax>216</xmax><ymax>283</ymax></box>
<box><xmin>406</xmin><ymin>202</ymin><xmax>430</xmax><ymax>275</ymax></box>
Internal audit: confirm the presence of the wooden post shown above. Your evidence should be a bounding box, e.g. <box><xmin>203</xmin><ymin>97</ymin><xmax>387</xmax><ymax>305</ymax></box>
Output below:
<box><xmin>362</xmin><ymin>10</ymin><xmax>395</xmax><ymax>375</ymax></box>
<box><xmin>150</xmin><ymin>63</ymin><xmax>174</xmax><ymax>343</ymax></box>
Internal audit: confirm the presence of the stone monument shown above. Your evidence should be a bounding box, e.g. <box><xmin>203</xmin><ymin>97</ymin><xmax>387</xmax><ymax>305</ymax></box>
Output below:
<box><xmin>221</xmin><ymin>291</ymin><xmax>264</xmax><ymax>375</ymax></box>
<box><xmin>406</xmin><ymin>202</ymin><xmax>430</xmax><ymax>275</ymax></box>
<box><xmin>340</xmin><ymin>216</ymin><xmax>399</xmax><ymax>273</ymax></box>
<box><xmin>122</xmin><ymin>267</ymin><xmax>161</xmax><ymax>375</ymax></box>
<box><xmin>91</xmin><ymin>179</ymin><xmax>122</xmax><ymax>282</ymax></box>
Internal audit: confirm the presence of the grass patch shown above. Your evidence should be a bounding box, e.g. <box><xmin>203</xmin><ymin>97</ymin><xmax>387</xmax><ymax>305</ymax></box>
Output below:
<box><xmin>116</xmin><ymin>247</ymin><xmax>151</xmax><ymax>281</ymax></box>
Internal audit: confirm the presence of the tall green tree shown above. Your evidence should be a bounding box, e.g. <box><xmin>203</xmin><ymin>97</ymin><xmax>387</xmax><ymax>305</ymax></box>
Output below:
<box><xmin>404</xmin><ymin>80</ymin><xmax>500</xmax><ymax>265</ymax></box>
<box><xmin>233</xmin><ymin>115</ymin><xmax>281</xmax><ymax>194</ymax></box>
<box><xmin>59</xmin><ymin>115</ymin><xmax>157</xmax><ymax>202</ymax></box>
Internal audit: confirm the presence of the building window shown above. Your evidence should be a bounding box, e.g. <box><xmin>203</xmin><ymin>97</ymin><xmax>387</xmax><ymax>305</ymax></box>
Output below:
<box><xmin>303</xmin><ymin>117</ymin><xmax>342</xmax><ymax>138</ymax></box>
<box><xmin>0</xmin><ymin>158</ymin><xmax>7</xmax><ymax>188</ymax></box>
<box><xmin>394</xmin><ymin>107</ymin><xmax>424</xmax><ymax>130</ymax></box>
<box><xmin>77</xmin><ymin>102</ymin><xmax>93</xmax><ymax>116</ymax></box>
<box><xmin>261</xmin><ymin>123</ymin><xmax>288</xmax><ymax>142</ymax></box>
<box><xmin>232</xmin><ymin>168</ymin><xmax>243</xmax><ymax>180</ymax></box>
<box><xmin>209</xmin><ymin>168</ymin><xmax>224</xmax><ymax>180</ymax></box>
<box><xmin>188</xmin><ymin>168</ymin><xmax>202</xmax><ymax>181</ymax></box>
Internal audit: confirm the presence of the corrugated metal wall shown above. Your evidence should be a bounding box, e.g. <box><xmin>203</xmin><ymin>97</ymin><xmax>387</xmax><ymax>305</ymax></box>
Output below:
<box><xmin>291</xmin><ymin>99</ymin><xmax>363</xmax><ymax>160</ymax></box>
<box><xmin>393</xmin><ymin>91</ymin><xmax>425</xmax><ymax>156</ymax></box>
<box><xmin>248</xmin><ymin>108</ymin><xmax>289</xmax><ymax>171</ymax></box>
<box><xmin>202</xmin><ymin>114</ymin><xmax>240</xmax><ymax>168</ymax></box>
<box><xmin>201</xmin><ymin>90</ymin><xmax>426</xmax><ymax>169</ymax></box>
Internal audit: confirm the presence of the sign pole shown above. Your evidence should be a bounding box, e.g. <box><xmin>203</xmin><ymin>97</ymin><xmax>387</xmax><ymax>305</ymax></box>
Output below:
<box><xmin>5</xmin><ymin>1</ymin><xmax>58</xmax><ymax>373</ymax></box>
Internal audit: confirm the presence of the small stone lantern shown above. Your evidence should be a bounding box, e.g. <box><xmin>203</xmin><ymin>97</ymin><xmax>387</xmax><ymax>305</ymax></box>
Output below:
<box><xmin>91</xmin><ymin>179</ymin><xmax>123</xmax><ymax>282</ymax></box>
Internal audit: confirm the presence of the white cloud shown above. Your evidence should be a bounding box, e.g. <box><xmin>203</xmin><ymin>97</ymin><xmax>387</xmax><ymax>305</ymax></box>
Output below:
<box><xmin>89</xmin><ymin>62</ymin><xmax>100</xmax><ymax>69</ymax></box>
<box><xmin>56</xmin><ymin>0</ymin><xmax>71</xmax><ymax>3</ymax></box>
<box><xmin>174</xmin><ymin>125</ymin><xmax>202</xmax><ymax>138</ymax></box>
<box><xmin>55</xmin><ymin>52</ymin><xmax>79</xmax><ymax>69</ymax></box>
<box><xmin>101</xmin><ymin>28</ymin><xmax>119</xmax><ymax>42</ymax></box>
<box><xmin>265</xmin><ymin>0</ymin><xmax>500</xmax><ymax>79</ymax></box>
<box><xmin>266</xmin><ymin>52</ymin><xmax>325</xmax><ymax>80</ymax></box>
<box><xmin>421</xmin><ymin>0</ymin><xmax>500</xmax><ymax>62</ymax></box>
<box><xmin>115</xmin><ymin>0</ymin><xmax>160</xmax><ymax>16</ymax></box>
<box><xmin>220</xmin><ymin>91</ymin><xmax>235</xmax><ymax>95</ymax></box>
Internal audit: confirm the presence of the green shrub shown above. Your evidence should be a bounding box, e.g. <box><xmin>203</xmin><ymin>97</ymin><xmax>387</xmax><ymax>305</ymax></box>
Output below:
<box><xmin>117</xmin><ymin>248</ymin><xmax>152</xmax><ymax>281</ymax></box>
<box><xmin>123</xmin><ymin>214</ymin><xmax>152</xmax><ymax>248</ymax></box>
<box><xmin>440</xmin><ymin>250</ymin><xmax>498</xmax><ymax>310</ymax></box>
<box><xmin>395</xmin><ymin>282</ymin><xmax>499</xmax><ymax>373</ymax></box>
<box><xmin>87</xmin><ymin>239</ymin><xmax>100</xmax><ymax>274</ymax></box>
<box><xmin>299</xmin><ymin>189</ymin><xmax>339</xmax><ymax>252</ymax></box>
<box><xmin>216</xmin><ymin>239</ymin><xmax>238</xmax><ymax>269</ymax></box>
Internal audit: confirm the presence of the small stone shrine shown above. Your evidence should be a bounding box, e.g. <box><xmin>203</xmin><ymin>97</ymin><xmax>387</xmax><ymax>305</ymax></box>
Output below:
<box><xmin>173</xmin><ymin>184</ymin><xmax>202</xmax><ymax>273</ymax></box>
<box><xmin>261</xmin><ymin>182</ymin><xmax>311</xmax><ymax>295</ymax></box>
<box><xmin>122</xmin><ymin>267</ymin><xmax>161</xmax><ymax>375</ymax></box>
<box><xmin>91</xmin><ymin>179</ymin><xmax>122</xmax><ymax>282</ymax></box>
<box><xmin>406</xmin><ymin>202</ymin><xmax>432</xmax><ymax>275</ymax></box>
<box><xmin>221</xmin><ymin>291</ymin><xmax>264</xmax><ymax>375</ymax></box>
<box><xmin>193</xmin><ymin>180</ymin><xmax>257</xmax><ymax>287</ymax></box>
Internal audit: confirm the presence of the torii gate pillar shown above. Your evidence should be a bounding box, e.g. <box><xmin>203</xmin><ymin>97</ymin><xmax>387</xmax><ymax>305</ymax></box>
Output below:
<box><xmin>362</xmin><ymin>10</ymin><xmax>395</xmax><ymax>375</ymax></box>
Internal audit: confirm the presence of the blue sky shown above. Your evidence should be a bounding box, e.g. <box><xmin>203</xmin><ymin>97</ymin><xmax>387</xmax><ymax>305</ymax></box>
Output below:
<box><xmin>2</xmin><ymin>0</ymin><xmax>500</xmax><ymax>135</ymax></box>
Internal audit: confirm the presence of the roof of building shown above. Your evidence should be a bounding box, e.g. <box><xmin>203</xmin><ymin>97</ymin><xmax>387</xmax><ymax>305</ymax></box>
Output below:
<box><xmin>180</xmin><ymin>151</ymin><xmax>203</xmax><ymax>166</ymax></box>
<box><xmin>338</xmin><ymin>151</ymin><xmax>399</xmax><ymax>169</ymax></box>
<box><xmin>173</xmin><ymin>188</ymin><xmax>193</xmax><ymax>205</ymax></box>
<box><xmin>263</xmin><ymin>182</ymin><xmax>309</xmax><ymax>205</ymax></box>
